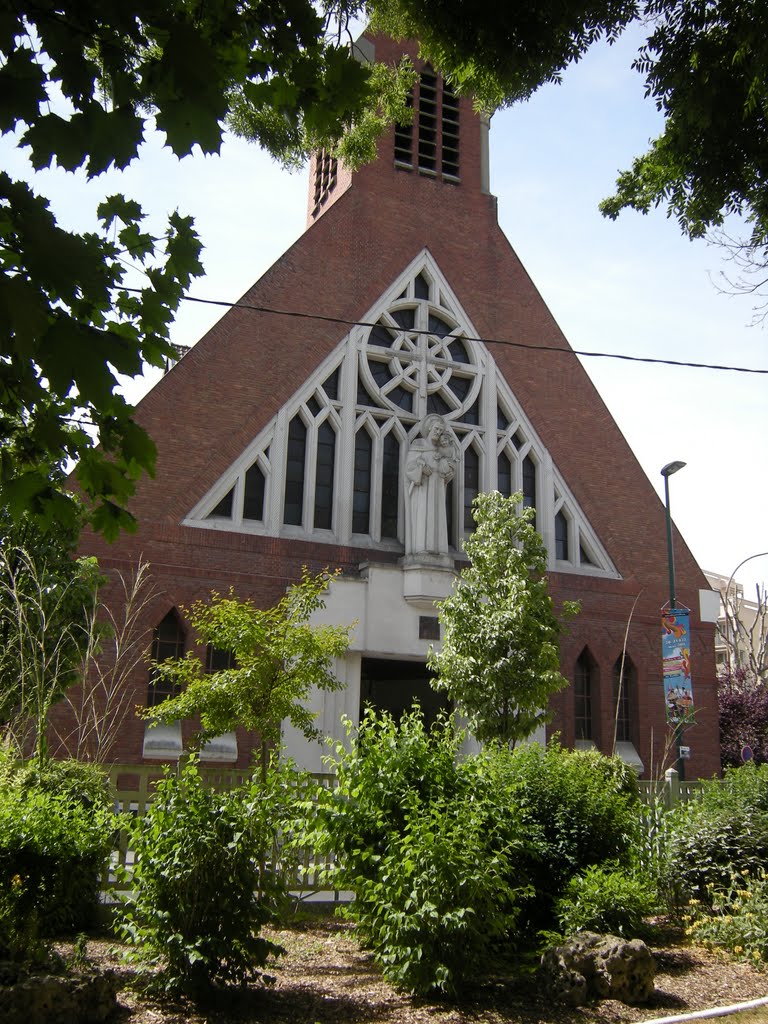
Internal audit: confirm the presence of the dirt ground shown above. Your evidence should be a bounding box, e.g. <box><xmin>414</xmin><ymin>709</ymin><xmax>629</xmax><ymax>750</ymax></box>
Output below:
<box><xmin>57</xmin><ymin>915</ymin><xmax>768</xmax><ymax>1024</ymax></box>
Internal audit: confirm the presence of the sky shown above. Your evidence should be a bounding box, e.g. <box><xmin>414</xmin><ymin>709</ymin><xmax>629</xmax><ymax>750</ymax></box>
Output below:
<box><xmin>4</xmin><ymin>26</ymin><xmax>767</xmax><ymax>599</ymax></box>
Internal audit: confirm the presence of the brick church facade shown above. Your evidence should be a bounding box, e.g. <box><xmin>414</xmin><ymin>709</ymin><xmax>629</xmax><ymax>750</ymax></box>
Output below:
<box><xmin>74</xmin><ymin>32</ymin><xmax>720</xmax><ymax>777</ymax></box>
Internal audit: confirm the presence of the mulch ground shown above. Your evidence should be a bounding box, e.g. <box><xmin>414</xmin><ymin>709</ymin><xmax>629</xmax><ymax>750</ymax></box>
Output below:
<box><xmin>54</xmin><ymin>915</ymin><xmax>768</xmax><ymax>1024</ymax></box>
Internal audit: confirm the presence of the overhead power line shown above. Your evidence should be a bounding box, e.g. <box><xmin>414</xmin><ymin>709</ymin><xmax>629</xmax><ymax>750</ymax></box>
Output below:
<box><xmin>126</xmin><ymin>288</ymin><xmax>768</xmax><ymax>375</ymax></box>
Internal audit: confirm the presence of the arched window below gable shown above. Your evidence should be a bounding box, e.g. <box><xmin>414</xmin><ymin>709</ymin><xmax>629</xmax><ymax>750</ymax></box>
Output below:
<box><xmin>613</xmin><ymin>654</ymin><xmax>637</xmax><ymax>745</ymax></box>
<box><xmin>147</xmin><ymin>610</ymin><xmax>184</xmax><ymax>707</ymax></box>
<box><xmin>574</xmin><ymin>649</ymin><xmax>598</xmax><ymax>744</ymax></box>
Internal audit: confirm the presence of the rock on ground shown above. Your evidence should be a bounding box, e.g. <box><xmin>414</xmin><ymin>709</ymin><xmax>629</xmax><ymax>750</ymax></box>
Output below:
<box><xmin>540</xmin><ymin>931</ymin><xmax>656</xmax><ymax>1006</ymax></box>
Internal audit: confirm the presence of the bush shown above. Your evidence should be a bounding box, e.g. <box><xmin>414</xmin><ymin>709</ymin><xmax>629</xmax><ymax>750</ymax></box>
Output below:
<box><xmin>319</xmin><ymin>710</ymin><xmax>531</xmax><ymax>996</ymax></box>
<box><xmin>663</xmin><ymin>763</ymin><xmax>768</xmax><ymax>907</ymax></box>
<box><xmin>488</xmin><ymin>741</ymin><xmax>644</xmax><ymax>930</ymax></box>
<box><xmin>555</xmin><ymin>862</ymin><xmax>656</xmax><ymax>937</ymax></box>
<box><xmin>116</xmin><ymin>756</ymin><xmax>286</xmax><ymax>997</ymax></box>
<box><xmin>0</xmin><ymin>782</ymin><xmax>114</xmax><ymax>954</ymax></box>
<box><xmin>11</xmin><ymin>757</ymin><xmax>112</xmax><ymax>810</ymax></box>
<box><xmin>685</xmin><ymin>868</ymin><xmax>768</xmax><ymax>967</ymax></box>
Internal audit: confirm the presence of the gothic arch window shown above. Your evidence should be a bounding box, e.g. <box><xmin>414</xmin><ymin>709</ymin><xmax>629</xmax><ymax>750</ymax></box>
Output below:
<box><xmin>574</xmin><ymin>648</ymin><xmax>598</xmax><ymax>743</ymax></box>
<box><xmin>186</xmin><ymin>253</ymin><xmax>618</xmax><ymax>580</ymax></box>
<box><xmin>555</xmin><ymin>508</ymin><xmax>570</xmax><ymax>561</ymax></box>
<box><xmin>522</xmin><ymin>454</ymin><xmax>537</xmax><ymax>514</ymax></box>
<box><xmin>381</xmin><ymin>430</ymin><xmax>401</xmax><ymax>539</ymax></box>
<box><xmin>313</xmin><ymin>419</ymin><xmax>337</xmax><ymax>530</ymax></box>
<box><xmin>147</xmin><ymin>610</ymin><xmax>184</xmax><ymax>707</ymax></box>
<box><xmin>461</xmin><ymin>442</ymin><xmax>481</xmax><ymax>536</ymax></box>
<box><xmin>613</xmin><ymin>654</ymin><xmax>637</xmax><ymax>744</ymax></box>
<box><xmin>353</xmin><ymin>427</ymin><xmax>373</xmax><ymax>535</ymax></box>
<box><xmin>284</xmin><ymin>414</ymin><xmax>308</xmax><ymax>526</ymax></box>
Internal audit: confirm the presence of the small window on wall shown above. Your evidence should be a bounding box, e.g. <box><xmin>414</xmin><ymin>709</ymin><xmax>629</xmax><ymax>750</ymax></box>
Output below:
<box><xmin>381</xmin><ymin>433</ymin><xmax>400</xmax><ymax>539</ymax></box>
<box><xmin>208</xmin><ymin>487</ymin><xmax>233</xmax><ymax>518</ymax></box>
<box><xmin>497</xmin><ymin>451</ymin><xmax>513</xmax><ymax>498</ymax></box>
<box><xmin>313</xmin><ymin>149</ymin><xmax>337</xmax><ymax>212</ymax></box>
<box><xmin>243</xmin><ymin>463</ymin><xmax>265</xmax><ymax>521</ymax></box>
<box><xmin>394</xmin><ymin>92</ymin><xmax>414</xmax><ymax>165</ymax></box>
<box><xmin>147</xmin><ymin>611</ymin><xmax>184</xmax><ymax>707</ymax></box>
<box><xmin>394</xmin><ymin>70</ymin><xmax>461</xmax><ymax>182</ymax></box>
<box><xmin>313</xmin><ymin>420</ymin><xmax>336</xmax><ymax>530</ymax></box>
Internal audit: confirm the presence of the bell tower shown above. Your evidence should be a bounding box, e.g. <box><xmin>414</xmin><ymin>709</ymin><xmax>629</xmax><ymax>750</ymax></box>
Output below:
<box><xmin>307</xmin><ymin>32</ymin><xmax>491</xmax><ymax>227</ymax></box>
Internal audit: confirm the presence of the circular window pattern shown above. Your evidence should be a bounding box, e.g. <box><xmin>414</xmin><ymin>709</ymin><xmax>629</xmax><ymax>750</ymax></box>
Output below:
<box><xmin>361</xmin><ymin>302</ymin><xmax>480</xmax><ymax>419</ymax></box>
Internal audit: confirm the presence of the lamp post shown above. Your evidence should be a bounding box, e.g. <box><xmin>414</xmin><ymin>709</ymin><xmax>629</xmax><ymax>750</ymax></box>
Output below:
<box><xmin>661</xmin><ymin>460</ymin><xmax>687</xmax><ymax>779</ymax></box>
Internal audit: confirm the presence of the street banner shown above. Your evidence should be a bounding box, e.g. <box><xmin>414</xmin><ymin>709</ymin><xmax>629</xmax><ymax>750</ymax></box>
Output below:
<box><xmin>662</xmin><ymin>609</ymin><xmax>693</xmax><ymax>724</ymax></box>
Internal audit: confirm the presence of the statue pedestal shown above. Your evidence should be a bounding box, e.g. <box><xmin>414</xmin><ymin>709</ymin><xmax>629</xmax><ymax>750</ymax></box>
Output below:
<box><xmin>400</xmin><ymin>557</ymin><xmax>456</xmax><ymax>610</ymax></box>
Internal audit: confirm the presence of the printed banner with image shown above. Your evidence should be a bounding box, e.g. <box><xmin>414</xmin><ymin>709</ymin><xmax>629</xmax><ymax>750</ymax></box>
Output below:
<box><xmin>662</xmin><ymin>609</ymin><xmax>693</xmax><ymax>724</ymax></box>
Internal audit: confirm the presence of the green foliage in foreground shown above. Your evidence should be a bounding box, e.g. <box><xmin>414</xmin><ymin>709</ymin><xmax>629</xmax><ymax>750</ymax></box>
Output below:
<box><xmin>318</xmin><ymin>710</ymin><xmax>529</xmax><ymax>997</ymax></box>
<box><xmin>116</xmin><ymin>756</ymin><xmax>292</xmax><ymax>997</ymax></box>
<box><xmin>663</xmin><ymin>763</ymin><xmax>768</xmax><ymax>908</ymax></box>
<box><xmin>317</xmin><ymin>712</ymin><xmax>647</xmax><ymax>996</ymax></box>
<box><xmin>555</xmin><ymin>862</ymin><xmax>656</xmax><ymax>938</ymax></box>
<box><xmin>496</xmin><ymin>741</ymin><xmax>643</xmax><ymax>924</ymax></box>
<box><xmin>0</xmin><ymin>759</ymin><xmax>115</xmax><ymax>957</ymax></box>
<box><xmin>685</xmin><ymin>868</ymin><xmax>768</xmax><ymax>969</ymax></box>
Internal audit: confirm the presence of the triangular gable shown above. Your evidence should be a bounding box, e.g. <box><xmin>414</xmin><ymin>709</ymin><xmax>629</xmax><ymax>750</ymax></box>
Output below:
<box><xmin>184</xmin><ymin>250</ymin><xmax>618</xmax><ymax>578</ymax></box>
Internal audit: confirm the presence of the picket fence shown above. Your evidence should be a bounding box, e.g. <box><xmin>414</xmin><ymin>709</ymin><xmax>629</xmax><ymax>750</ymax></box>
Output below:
<box><xmin>104</xmin><ymin>763</ymin><xmax>336</xmax><ymax>896</ymax></box>
<box><xmin>103</xmin><ymin>763</ymin><xmax>702</xmax><ymax>897</ymax></box>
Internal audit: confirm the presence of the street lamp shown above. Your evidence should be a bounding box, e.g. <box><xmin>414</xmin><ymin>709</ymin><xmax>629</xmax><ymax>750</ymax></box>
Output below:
<box><xmin>661</xmin><ymin>460</ymin><xmax>687</xmax><ymax>780</ymax></box>
<box><xmin>661</xmin><ymin>461</ymin><xmax>687</xmax><ymax>609</ymax></box>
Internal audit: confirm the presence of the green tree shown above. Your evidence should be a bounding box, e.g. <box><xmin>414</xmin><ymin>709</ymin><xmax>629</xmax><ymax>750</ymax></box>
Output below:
<box><xmin>1</xmin><ymin>1</ymin><xmax>414</xmax><ymax>536</ymax></box>
<box><xmin>428</xmin><ymin>491</ymin><xmax>578</xmax><ymax>747</ymax></box>
<box><xmin>142</xmin><ymin>568</ymin><xmax>351</xmax><ymax>774</ymax></box>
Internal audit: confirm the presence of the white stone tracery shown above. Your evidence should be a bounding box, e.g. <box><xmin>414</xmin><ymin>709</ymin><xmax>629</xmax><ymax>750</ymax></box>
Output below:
<box><xmin>184</xmin><ymin>251</ymin><xmax>618</xmax><ymax>578</ymax></box>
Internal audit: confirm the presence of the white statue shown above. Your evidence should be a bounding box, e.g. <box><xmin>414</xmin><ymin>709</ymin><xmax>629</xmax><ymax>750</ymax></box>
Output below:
<box><xmin>405</xmin><ymin>414</ymin><xmax>457</xmax><ymax>557</ymax></box>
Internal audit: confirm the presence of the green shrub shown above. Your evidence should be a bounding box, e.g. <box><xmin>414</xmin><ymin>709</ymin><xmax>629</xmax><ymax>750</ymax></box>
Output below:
<box><xmin>318</xmin><ymin>710</ymin><xmax>532</xmax><ymax>996</ymax></box>
<box><xmin>664</xmin><ymin>763</ymin><xmax>768</xmax><ymax>907</ymax></box>
<box><xmin>12</xmin><ymin>758</ymin><xmax>112</xmax><ymax>810</ymax></box>
<box><xmin>486</xmin><ymin>741</ymin><xmax>644</xmax><ymax>930</ymax></box>
<box><xmin>116</xmin><ymin>756</ymin><xmax>285</xmax><ymax>997</ymax></box>
<box><xmin>686</xmin><ymin>868</ymin><xmax>768</xmax><ymax>967</ymax></box>
<box><xmin>318</xmin><ymin>718</ymin><xmax>652</xmax><ymax>991</ymax></box>
<box><xmin>555</xmin><ymin>862</ymin><xmax>656</xmax><ymax>937</ymax></box>
<box><xmin>0</xmin><ymin>783</ymin><xmax>114</xmax><ymax>951</ymax></box>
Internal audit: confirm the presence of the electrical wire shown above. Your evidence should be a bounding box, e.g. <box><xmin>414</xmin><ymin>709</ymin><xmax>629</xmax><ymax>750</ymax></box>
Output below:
<box><xmin>144</xmin><ymin>290</ymin><xmax>768</xmax><ymax>375</ymax></box>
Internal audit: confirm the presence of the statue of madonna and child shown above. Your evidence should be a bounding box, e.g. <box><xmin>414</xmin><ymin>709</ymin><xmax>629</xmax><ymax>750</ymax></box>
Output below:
<box><xmin>404</xmin><ymin>414</ymin><xmax>458</xmax><ymax>559</ymax></box>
